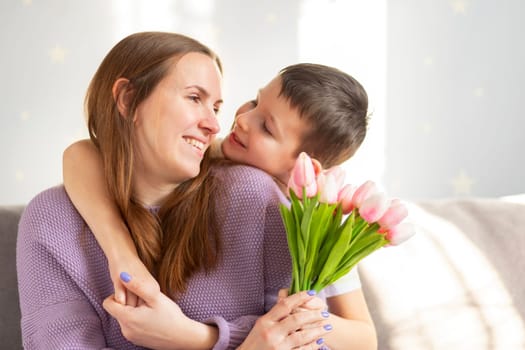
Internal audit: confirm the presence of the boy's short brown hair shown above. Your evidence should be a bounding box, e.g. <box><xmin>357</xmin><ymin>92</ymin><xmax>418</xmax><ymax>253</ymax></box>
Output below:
<box><xmin>279</xmin><ymin>63</ymin><xmax>368</xmax><ymax>168</ymax></box>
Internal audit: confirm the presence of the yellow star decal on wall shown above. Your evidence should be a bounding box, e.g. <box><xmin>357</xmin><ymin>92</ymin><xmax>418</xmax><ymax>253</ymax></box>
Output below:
<box><xmin>423</xmin><ymin>55</ymin><xmax>434</xmax><ymax>66</ymax></box>
<box><xmin>265</xmin><ymin>13</ymin><xmax>277</xmax><ymax>23</ymax></box>
<box><xmin>49</xmin><ymin>45</ymin><xmax>69</xmax><ymax>64</ymax></box>
<box><xmin>15</xmin><ymin>170</ymin><xmax>25</xmax><ymax>183</ymax></box>
<box><xmin>19</xmin><ymin>111</ymin><xmax>30</xmax><ymax>121</ymax></box>
<box><xmin>451</xmin><ymin>0</ymin><xmax>468</xmax><ymax>14</ymax></box>
<box><xmin>473</xmin><ymin>87</ymin><xmax>485</xmax><ymax>97</ymax></box>
<box><xmin>451</xmin><ymin>169</ymin><xmax>476</xmax><ymax>195</ymax></box>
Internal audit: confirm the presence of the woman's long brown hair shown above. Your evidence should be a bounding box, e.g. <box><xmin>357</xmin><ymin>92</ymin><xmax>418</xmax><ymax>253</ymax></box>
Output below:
<box><xmin>85</xmin><ymin>32</ymin><xmax>222</xmax><ymax>295</ymax></box>
<box><xmin>158</xmin><ymin>154</ymin><xmax>221</xmax><ymax>295</ymax></box>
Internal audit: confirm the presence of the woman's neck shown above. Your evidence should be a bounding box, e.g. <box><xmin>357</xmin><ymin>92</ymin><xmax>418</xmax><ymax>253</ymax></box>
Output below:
<box><xmin>132</xmin><ymin>174</ymin><xmax>179</xmax><ymax>207</ymax></box>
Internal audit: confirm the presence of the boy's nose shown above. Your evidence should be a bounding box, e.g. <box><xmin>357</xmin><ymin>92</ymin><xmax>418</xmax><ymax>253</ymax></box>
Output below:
<box><xmin>235</xmin><ymin>112</ymin><xmax>248</xmax><ymax>131</ymax></box>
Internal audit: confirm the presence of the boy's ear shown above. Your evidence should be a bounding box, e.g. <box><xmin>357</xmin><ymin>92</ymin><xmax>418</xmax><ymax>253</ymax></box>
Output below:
<box><xmin>311</xmin><ymin>158</ymin><xmax>323</xmax><ymax>176</ymax></box>
<box><xmin>112</xmin><ymin>78</ymin><xmax>134</xmax><ymax>118</ymax></box>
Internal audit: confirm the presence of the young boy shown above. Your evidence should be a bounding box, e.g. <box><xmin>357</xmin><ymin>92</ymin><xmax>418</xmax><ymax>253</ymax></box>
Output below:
<box><xmin>63</xmin><ymin>63</ymin><xmax>375</xmax><ymax>349</ymax></box>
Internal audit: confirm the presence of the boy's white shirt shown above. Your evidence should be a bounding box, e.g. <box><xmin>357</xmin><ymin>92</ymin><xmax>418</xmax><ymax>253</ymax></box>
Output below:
<box><xmin>320</xmin><ymin>268</ymin><xmax>361</xmax><ymax>298</ymax></box>
<box><xmin>211</xmin><ymin>138</ymin><xmax>362</xmax><ymax>297</ymax></box>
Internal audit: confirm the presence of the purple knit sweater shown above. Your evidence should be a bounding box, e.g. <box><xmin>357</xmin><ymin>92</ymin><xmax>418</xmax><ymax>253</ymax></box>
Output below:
<box><xmin>17</xmin><ymin>165</ymin><xmax>292</xmax><ymax>350</ymax></box>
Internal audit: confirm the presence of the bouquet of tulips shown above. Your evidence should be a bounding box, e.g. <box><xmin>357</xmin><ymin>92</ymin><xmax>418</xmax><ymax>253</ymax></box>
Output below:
<box><xmin>280</xmin><ymin>152</ymin><xmax>415</xmax><ymax>294</ymax></box>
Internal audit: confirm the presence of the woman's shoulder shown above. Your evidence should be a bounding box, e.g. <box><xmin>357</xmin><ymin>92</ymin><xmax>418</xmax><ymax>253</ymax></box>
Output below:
<box><xmin>23</xmin><ymin>185</ymin><xmax>75</xmax><ymax>215</ymax></box>
<box><xmin>213</xmin><ymin>163</ymin><xmax>271</xmax><ymax>180</ymax></box>
<box><xmin>213</xmin><ymin>164</ymin><xmax>287</xmax><ymax>202</ymax></box>
<box><xmin>19</xmin><ymin>185</ymin><xmax>82</xmax><ymax>242</ymax></box>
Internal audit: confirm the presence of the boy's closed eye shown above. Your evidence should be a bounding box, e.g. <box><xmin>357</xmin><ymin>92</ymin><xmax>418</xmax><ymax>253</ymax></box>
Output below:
<box><xmin>262</xmin><ymin>121</ymin><xmax>272</xmax><ymax>135</ymax></box>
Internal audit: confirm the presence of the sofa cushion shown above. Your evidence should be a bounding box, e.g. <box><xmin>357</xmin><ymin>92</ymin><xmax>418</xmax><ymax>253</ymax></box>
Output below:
<box><xmin>0</xmin><ymin>205</ymin><xmax>24</xmax><ymax>349</ymax></box>
<box><xmin>359</xmin><ymin>197</ymin><xmax>525</xmax><ymax>349</ymax></box>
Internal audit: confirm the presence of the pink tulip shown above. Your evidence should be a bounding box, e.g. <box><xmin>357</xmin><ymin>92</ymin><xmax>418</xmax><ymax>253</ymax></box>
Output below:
<box><xmin>359</xmin><ymin>192</ymin><xmax>389</xmax><ymax>223</ymax></box>
<box><xmin>352</xmin><ymin>180</ymin><xmax>378</xmax><ymax>208</ymax></box>
<box><xmin>288</xmin><ymin>152</ymin><xmax>317</xmax><ymax>198</ymax></box>
<box><xmin>338</xmin><ymin>184</ymin><xmax>357</xmax><ymax>214</ymax></box>
<box><xmin>322</xmin><ymin>165</ymin><xmax>346</xmax><ymax>191</ymax></box>
<box><xmin>378</xmin><ymin>199</ymin><xmax>408</xmax><ymax>229</ymax></box>
<box><xmin>383</xmin><ymin>222</ymin><xmax>416</xmax><ymax>246</ymax></box>
<box><xmin>317</xmin><ymin>172</ymin><xmax>339</xmax><ymax>204</ymax></box>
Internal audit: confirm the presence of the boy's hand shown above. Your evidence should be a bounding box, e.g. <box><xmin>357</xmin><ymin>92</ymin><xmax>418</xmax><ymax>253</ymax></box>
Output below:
<box><xmin>108</xmin><ymin>252</ymin><xmax>158</xmax><ymax>306</ymax></box>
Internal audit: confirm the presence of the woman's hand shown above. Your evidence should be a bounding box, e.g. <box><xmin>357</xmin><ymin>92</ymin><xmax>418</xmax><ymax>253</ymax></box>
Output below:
<box><xmin>103</xmin><ymin>272</ymin><xmax>218</xmax><ymax>350</ymax></box>
<box><xmin>238</xmin><ymin>290</ymin><xmax>332</xmax><ymax>350</ymax></box>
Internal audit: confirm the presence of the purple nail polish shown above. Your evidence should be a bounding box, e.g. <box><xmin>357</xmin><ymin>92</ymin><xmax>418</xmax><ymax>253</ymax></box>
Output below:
<box><xmin>307</xmin><ymin>289</ymin><xmax>316</xmax><ymax>296</ymax></box>
<box><xmin>323</xmin><ymin>324</ymin><xmax>333</xmax><ymax>331</ymax></box>
<box><xmin>120</xmin><ymin>271</ymin><xmax>131</xmax><ymax>283</ymax></box>
<box><xmin>321</xmin><ymin>311</ymin><xmax>330</xmax><ymax>318</ymax></box>
<box><xmin>316</xmin><ymin>338</ymin><xmax>324</xmax><ymax>345</ymax></box>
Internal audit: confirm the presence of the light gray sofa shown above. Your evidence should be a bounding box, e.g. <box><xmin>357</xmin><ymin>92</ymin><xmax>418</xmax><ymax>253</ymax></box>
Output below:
<box><xmin>3</xmin><ymin>197</ymin><xmax>525</xmax><ymax>349</ymax></box>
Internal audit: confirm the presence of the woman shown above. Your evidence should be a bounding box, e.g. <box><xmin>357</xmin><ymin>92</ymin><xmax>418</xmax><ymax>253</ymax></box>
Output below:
<box><xmin>17</xmin><ymin>32</ymin><xmax>328</xmax><ymax>350</ymax></box>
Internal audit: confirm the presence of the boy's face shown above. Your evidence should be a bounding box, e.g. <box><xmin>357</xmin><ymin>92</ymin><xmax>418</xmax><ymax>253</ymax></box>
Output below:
<box><xmin>222</xmin><ymin>76</ymin><xmax>307</xmax><ymax>185</ymax></box>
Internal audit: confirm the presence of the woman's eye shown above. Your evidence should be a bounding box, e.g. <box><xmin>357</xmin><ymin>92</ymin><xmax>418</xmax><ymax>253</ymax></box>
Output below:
<box><xmin>189</xmin><ymin>95</ymin><xmax>200</xmax><ymax>103</ymax></box>
<box><xmin>251</xmin><ymin>99</ymin><xmax>258</xmax><ymax>107</ymax></box>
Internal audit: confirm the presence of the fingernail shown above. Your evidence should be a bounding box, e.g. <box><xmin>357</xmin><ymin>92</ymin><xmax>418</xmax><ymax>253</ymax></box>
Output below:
<box><xmin>323</xmin><ymin>324</ymin><xmax>333</xmax><ymax>331</ymax></box>
<box><xmin>316</xmin><ymin>338</ymin><xmax>324</xmax><ymax>345</ymax></box>
<box><xmin>307</xmin><ymin>289</ymin><xmax>316</xmax><ymax>296</ymax></box>
<box><xmin>120</xmin><ymin>271</ymin><xmax>132</xmax><ymax>283</ymax></box>
<box><xmin>321</xmin><ymin>311</ymin><xmax>330</xmax><ymax>318</ymax></box>
<box><xmin>319</xmin><ymin>346</ymin><xmax>329</xmax><ymax>350</ymax></box>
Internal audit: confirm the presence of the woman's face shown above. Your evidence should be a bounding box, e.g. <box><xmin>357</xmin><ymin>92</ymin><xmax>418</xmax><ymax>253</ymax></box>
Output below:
<box><xmin>133</xmin><ymin>52</ymin><xmax>222</xmax><ymax>200</ymax></box>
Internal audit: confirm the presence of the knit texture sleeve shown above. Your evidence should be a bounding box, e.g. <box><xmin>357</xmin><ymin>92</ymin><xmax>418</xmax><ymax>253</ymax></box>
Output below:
<box><xmin>204</xmin><ymin>315</ymin><xmax>258</xmax><ymax>350</ymax></box>
<box><xmin>262</xmin><ymin>183</ymin><xmax>293</xmax><ymax>311</ymax></box>
<box><xmin>16</xmin><ymin>186</ymin><xmax>118</xmax><ymax>349</ymax></box>
<box><xmin>205</xmin><ymin>165</ymin><xmax>291</xmax><ymax>350</ymax></box>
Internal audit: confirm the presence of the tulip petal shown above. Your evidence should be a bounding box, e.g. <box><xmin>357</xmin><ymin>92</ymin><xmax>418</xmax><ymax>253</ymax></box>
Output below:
<box><xmin>317</xmin><ymin>172</ymin><xmax>339</xmax><ymax>204</ymax></box>
<box><xmin>292</xmin><ymin>152</ymin><xmax>316</xmax><ymax>188</ymax></box>
<box><xmin>352</xmin><ymin>180</ymin><xmax>378</xmax><ymax>208</ymax></box>
<box><xmin>288</xmin><ymin>152</ymin><xmax>318</xmax><ymax>198</ymax></box>
<box><xmin>338</xmin><ymin>184</ymin><xmax>356</xmax><ymax>214</ymax></box>
<box><xmin>359</xmin><ymin>192</ymin><xmax>389</xmax><ymax>223</ymax></box>
<box><xmin>323</xmin><ymin>165</ymin><xmax>346</xmax><ymax>191</ymax></box>
<box><xmin>385</xmin><ymin>222</ymin><xmax>416</xmax><ymax>245</ymax></box>
<box><xmin>287</xmin><ymin>174</ymin><xmax>303</xmax><ymax>198</ymax></box>
<box><xmin>378</xmin><ymin>199</ymin><xmax>408</xmax><ymax>229</ymax></box>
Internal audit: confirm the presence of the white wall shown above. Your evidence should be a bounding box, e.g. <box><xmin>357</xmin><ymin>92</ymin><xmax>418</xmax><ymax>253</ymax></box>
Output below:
<box><xmin>1</xmin><ymin>0</ymin><xmax>523</xmax><ymax>205</ymax></box>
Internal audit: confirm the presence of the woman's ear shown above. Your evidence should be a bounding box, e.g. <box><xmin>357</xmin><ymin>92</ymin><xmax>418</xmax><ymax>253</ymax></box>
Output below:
<box><xmin>112</xmin><ymin>78</ymin><xmax>133</xmax><ymax>118</ymax></box>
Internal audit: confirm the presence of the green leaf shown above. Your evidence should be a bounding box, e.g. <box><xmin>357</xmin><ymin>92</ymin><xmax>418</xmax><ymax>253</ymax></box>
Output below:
<box><xmin>280</xmin><ymin>204</ymin><xmax>300</xmax><ymax>292</ymax></box>
<box><xmin>341</xmin><ymin>234</ymin><xmax>386</xmax><ymax>268</ymax></box>
<box><xmin>303</xmin><ymin>202</ymin><xmax>338</xmax><ymax>290</ymax></box>
<box><xmin>313</xmin><ymin>210</ymin><xmax>350</xmax><ymax>282</ymax></box>
<box><xmin>312</xmin><ymin>214</ymin><xmax>354</xmax><ymax>291</ymax></box>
